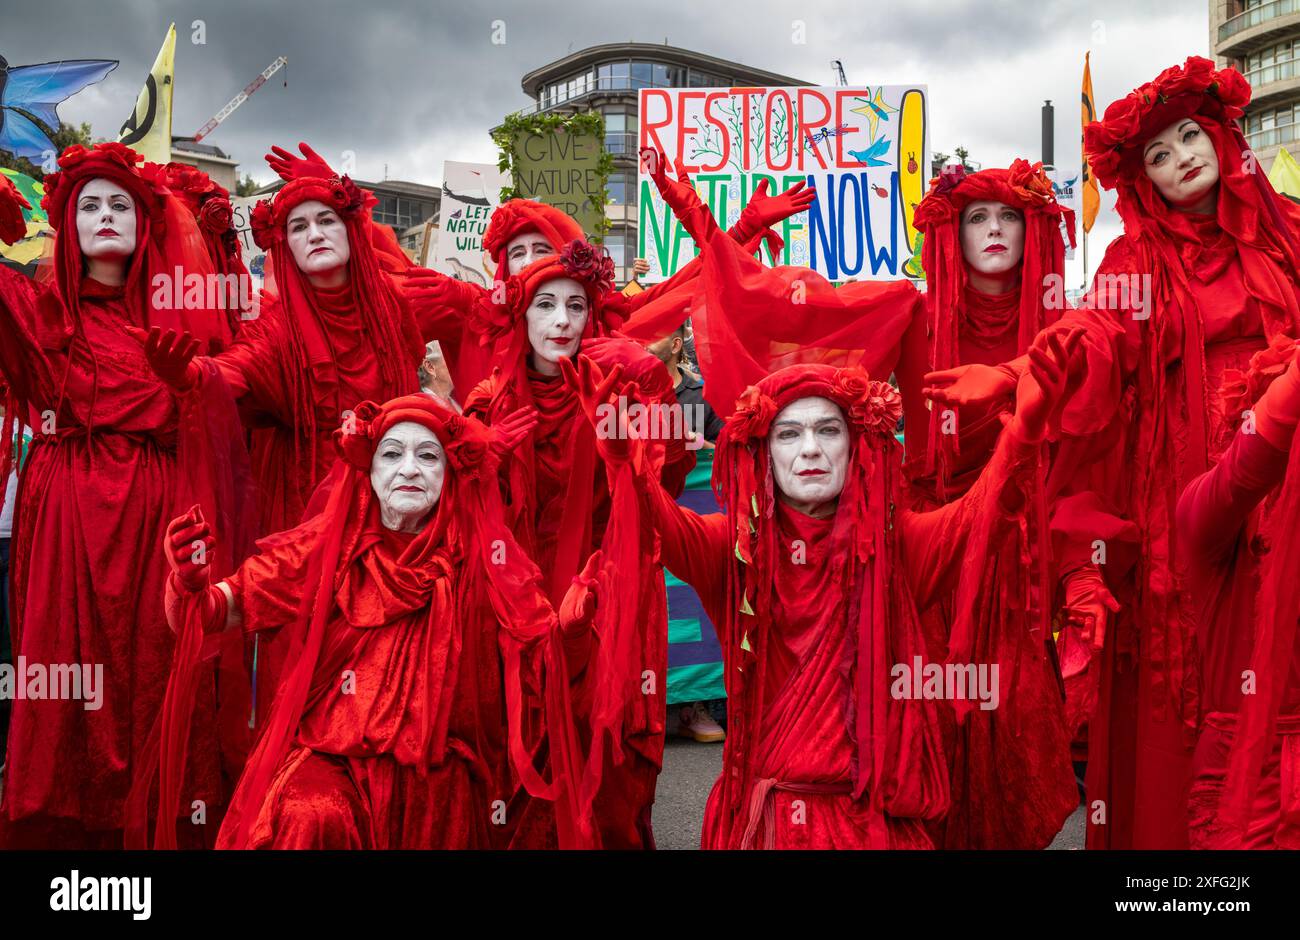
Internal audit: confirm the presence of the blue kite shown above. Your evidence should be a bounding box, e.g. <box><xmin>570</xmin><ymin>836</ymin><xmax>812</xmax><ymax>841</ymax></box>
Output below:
<box><xmin>0</xmin><ymin>54</ymin><xmax>118</xmax><ymax>161</ymax></box>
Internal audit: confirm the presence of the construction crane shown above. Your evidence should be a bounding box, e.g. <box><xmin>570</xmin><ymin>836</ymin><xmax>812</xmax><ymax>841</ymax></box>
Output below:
<box><xmin>831</xmin><ymin>59</ymin><xmax>848</xmax><ymax>86</ymax></box>
<box><xmin>193</xmin><ymin>56</ymin><xmax>287</xmax><ymax>142</ymax></box>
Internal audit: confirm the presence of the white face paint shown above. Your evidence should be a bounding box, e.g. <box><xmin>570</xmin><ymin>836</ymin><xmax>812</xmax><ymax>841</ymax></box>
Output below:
<box><xmin>525</xmin><ymin>276</ymin><xmax>589</xmax><ymax>376</ymax></box>
<box><xmin>1143</xmin><ymin>117</ymin><xmax>1220</xmax><ymax>211</ymax></box>
<box><xmin>768</xmin><ymin>396</ymin><xmax>850</xmax><ymax>517</ymax></box>
<box><xmin>286</xmin><ymin>199</ymin><xmax>351</xmax><ymax>281</ymax></box>
<box><xmin>75</xmin><ymin>178</ymin><xmax>137</xmax><ymax>264</ymax></box>
<box><xmin>369</xmin><ymin>421</ymin><xmax>446</xmax><ymax>533</ymax></box>
<box><xmin>959</xmin><ymin>200</ymin><xmax>1025</xmax><ymax>277</ymax></box>
<box><xmin>505</xmin><ymin>230</ymin><xmax>556</xmax><ymax>276</ymax></box>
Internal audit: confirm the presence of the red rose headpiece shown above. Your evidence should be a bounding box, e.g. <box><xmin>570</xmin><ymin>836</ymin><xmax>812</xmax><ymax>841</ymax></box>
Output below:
<box><xmin>40</xmin><ymin>141</ymin><xmax>162</xmax><ymax>232</ymax></box>
<box><xmin>250</xmin><ymin>174</ymin><xmax>374</xmax><ymax>250</ymax></box>
<box><xmin>719</xmin><ymin>363</ymin><xmax>901</xmax><ymax>447</ymax></box>
<box><xmin>482</xmin><ymin>198</ymin><xmax>585</xmax><ymax>274</ymax></box>
<box><xmin>334</xmin><ymin>394</ymin><xmax>495</xmax><ymax>479</ymax></box>
<box><xmin>471</xmin><ymin>239</ymin><xmax>625</xmax><ymax>343</ymax></box>
<box><xmin>1084</xmin><ymin>56</ymin><xmax>1251</xmax><ymax>189</ymax></box>
<box><xmin>913</xmin><ymin>159</ymin><xmax>1074</xmax><ymax>243</ymax></box>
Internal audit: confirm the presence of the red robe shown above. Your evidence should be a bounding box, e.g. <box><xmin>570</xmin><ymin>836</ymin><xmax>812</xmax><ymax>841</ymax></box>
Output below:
<box><xmin>1075</xmin><ymin>220</ymin><xmax>1285</xmax><ymax>849</ymax></box>
<box><xmin>894</xmin><ymin>285</ymin><xmax>1080</xmax><ymax>849</ymax></box>
<box><xmin>1177</xmin><ymin>427</ymin><xmax>1300</xmax><ymax>848</ymax></box>
<box><xmin>0</xmin><ymin>273</ymin><xmax>222</xmax><ymax>847</ymax></box>
<box><xmin>220</xmin><ymin>513</ymin><xmax>528</xmax><ymax>849</ymax></box>
<box><xmin>465</xmin><ymin>355</ymin><xmax>688</xmax><ymax>849</ymax></box>
<box><xmin>646</xmin><ymin>430</ymin><xmax>1039</xmax><ymax>848</ymax></box>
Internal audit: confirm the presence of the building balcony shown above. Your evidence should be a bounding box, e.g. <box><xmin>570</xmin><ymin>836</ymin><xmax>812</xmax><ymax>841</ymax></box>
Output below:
<box><xmin>1245</xmin><ymin>119</ymin><xmax>1300</xmax><ymax>151</ymax></box>
<box><xmin>1218</xmin><ymin>0</ymin><xmax>1300</xmax><ymax>57</ymax></box>
<box><xmin>1243</xmin><ymin>56</ymin><xmax>1300</xmax><ymax>109</ymax></box>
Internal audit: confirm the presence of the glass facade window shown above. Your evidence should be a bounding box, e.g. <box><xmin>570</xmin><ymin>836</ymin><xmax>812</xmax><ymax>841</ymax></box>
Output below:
<box><xmin>631</xmin><ymin>62</ymin><xmax>653</xmax><ymax>89</ymax></box>
<box><xmin>606</xmin><ymin>172</ymin><xmax>632</xmax><ymax>205</ymax></box>
<box><xmin>373</xmin><ymin>196</ymin><xmax>434</xmax><ymax>231</ymax></box>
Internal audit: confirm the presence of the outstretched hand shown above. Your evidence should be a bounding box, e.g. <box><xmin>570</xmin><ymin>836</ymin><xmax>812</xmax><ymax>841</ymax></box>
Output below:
<box><xmin>126</xmin><ymin>326</ymin><xmax>201</xmax><ymax>392</ymax></box>
<box><xmin>0</xmin><ymin>174</ymin><xmax>31</xmax><ymax>246</ymax></box>
<box><xmin>166</xmin><ymin>504</ymin><xmax>215</xmax><ymax>594</ymax></box>
<box><xmin>265</xmin><ymin>141</ymin><xmax>335</xmax><ymax>182</ymax></box>
<box><xmin>559</xmin><ymin>353</ymin><xmax>637</xmax><ymax>465</ymax></box>
<box><xmin>922</xmin><ymin>362</ymin><xmax>1018</xmax><ymax>408</ymax></box>
<box><xmin>743</xmin><ymin>177</ymin><xmax>816</xmax><ymax>229</ymax></box>
<box><xmin>1008</xmin><ymin>327</ymin><xmax>1084</xmax><ymax>444</ymax></box>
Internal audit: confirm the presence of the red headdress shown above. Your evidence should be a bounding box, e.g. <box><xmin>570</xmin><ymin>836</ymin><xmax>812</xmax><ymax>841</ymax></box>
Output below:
<box><xmin>912</xmin><ymin>160</ymin><xmax>1074</xmax><ymax>478</ymax></box>
<box><xmin>481</xmin><ymin>198</ymin><xmax>586</xmax><ymax>278</ymax></box>
<box><xmin>1083</xmin><ymin>58</ymin><xmax>1300</xmax><ymax>744</ymax></box>
<box><xmin>709</xmin><ymin>364</ymin><xmax>947</xmax><ymax>845</ymax></box>
<box><xmin>245</xmin><ymin>163</ymin><xmax>425</xmax><ymax>482</ymax></box>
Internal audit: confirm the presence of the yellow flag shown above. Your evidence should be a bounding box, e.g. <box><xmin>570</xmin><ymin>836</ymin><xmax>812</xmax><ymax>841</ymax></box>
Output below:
<box><xmin>1268</xmin><ymin>147</ymin><xmax>1300</xmax><ymax>202</ymax></box>
<box><xmin>1081</xmin><ymin>51</ymin><xmax>1100</xmax><ymax>234</ymax></box>
<box><xmin>118</xmin><ymin>23</ymin><xmax>176</xmax><ymax>163</ymax></box>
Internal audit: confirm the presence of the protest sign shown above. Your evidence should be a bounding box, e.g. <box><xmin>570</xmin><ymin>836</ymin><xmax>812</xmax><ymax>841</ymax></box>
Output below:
<box><xmin>431</xmin><ymin>160</ymin><xmax>509</xmax><ymax>286</ymax></box>
<box><xmin>637</xmin><ymin>85</ymin><xmax>928</xmax><ymax>282</ymax></box>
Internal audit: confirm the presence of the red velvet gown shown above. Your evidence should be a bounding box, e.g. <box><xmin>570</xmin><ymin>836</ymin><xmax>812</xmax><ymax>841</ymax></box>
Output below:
<box><xmin>0</xmin><ymin>273</ymin><xmax>222</xmax><ymax>847</ymax></box>
<box><xmin>1078</xmin><ymin>218</ymin><xmax>1275</xmax><ymax>849</ymax></box>
<box><xmin>466</xmin><ymin>363</ymin><xmax>688</xmax><ymax>848</ymax></box>
<box><xmin>1177</xmin><ymin>425</ymin><xmax>1300</xmax><ymax>848</ymax></box>
<box><xmin>222</xmin><ymin>511</ymin><xmax>525</xmax><ymax>849</ymax></box>
<box><xmin>646</xmin><ymin>431</ymin><xmax>1039</xmax><ymax>848</ymax></box>
<box><xmin>893</xmin><ymin>283</ymin><xmax>1092</xmax><ymax>849</ymax></box>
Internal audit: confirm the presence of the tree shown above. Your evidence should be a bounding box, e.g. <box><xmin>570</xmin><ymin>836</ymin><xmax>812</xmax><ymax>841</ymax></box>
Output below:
<box><xmin>235</xmin><ymin>173</ymin><xmax>261</xmax><ymax>197</ymax></box>
<box><xmin>0</xmin><ymin>121</ymin><xmax>97</xmax><ymax>179</ymax></box>
<box><xmin>931</xmin><ymin>146</ymin><xmax>977</xmax><ymax>178</ymax></box>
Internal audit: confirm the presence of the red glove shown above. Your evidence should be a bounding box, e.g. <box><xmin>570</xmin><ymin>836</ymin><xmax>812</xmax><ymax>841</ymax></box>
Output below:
<box><xmin>0</xmin><ymin>174</ymin><xmax>31</xmax><ymax>246</ymax></box>
<box><xmin>1060</xmin><ymin>566</ymin><xmax>1119</xmax><ymax>654</ymax></box>
<box><xmin>126</xmin><ymin>326</ymin><xmax>202</xmax><ymax>392</ymax></box>
<box><xmin>738</xmin><ymin>177</ymin><xmax>816</xmax><ymax>231</ymax></box>
<box><xmin>490</xmin><ymin>406</ymin><xmax>539</xmax><ymax>459</ymax></box>
<box><xmin>1008</xmin><ymin>328</ymin><xmax>1083</xmax><ymax>444</ymax></box>
<box><xmin>265</xmin><ymin>141</ymin><xmax>335</xmax><ymax>182</ymax></box>
<box><xmin>166</xmin><ymin>504</ymin><xmax>215</xmax><ymax>594</ymax></box>
<box><xmin>558</xmin><ymin>551</ymin><xmax>602</xmax><ymax>675</ymax></box>
<box><xmin>923</xmin><ymin>362</ymin><xmax>1018</xmax><ymax>408</ymax></box>
<box><xmin>1254</xmin><ymin>342</ymin><xmax>1300</xmax><ymax>449</ymax></box>
<box><xmin>559</xmin><ymin>353</ymin><xmax>633</xmax><ymax>465</ymax></box>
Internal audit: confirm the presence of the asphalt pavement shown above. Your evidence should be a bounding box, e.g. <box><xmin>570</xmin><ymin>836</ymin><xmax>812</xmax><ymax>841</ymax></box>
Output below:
<box><xmin>650</xmin><ymin>734</ymin><xmax>1086</xmax><ymax>850</ymax></box>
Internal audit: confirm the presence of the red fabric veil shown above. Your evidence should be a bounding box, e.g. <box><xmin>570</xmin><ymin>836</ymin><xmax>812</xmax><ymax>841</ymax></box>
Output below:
<box><xmin>708</xmin><ymin>365</ymin><xmax>948</xmax><ymax>846</ymax></box>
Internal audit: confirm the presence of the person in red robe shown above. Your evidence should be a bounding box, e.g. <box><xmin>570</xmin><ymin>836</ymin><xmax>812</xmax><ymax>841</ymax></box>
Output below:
<box><xmin>155</xmin><ymin>394</ymin><xmax>588</xmax><ymax>849</ymax></box>
<box><xmin>557</xmin><ymin>324</ymin><xmax>1081</xmax><ymax>848</ymax></box>
<box><xmin>922</xmin><ymin>57</ymin><xmax>1300</xmax><ymax>849</ymax></box>
<box><xmin>1074</xmin><ymin>56</ymin><xmax>1300</xmax><ymax>849</ymax></box>
<box><xmin>902</xmin><ymin>160</ymin><xmax>1102</xmax><ymax>847</ymax></box>
<box><xmin>463</xmin><ymin>239</ymin><xmax>692</xmax><ymax>848</ymax></box>
<box><xmin>0</xmin><ymin>144</ymin><xmax>245</xmax><ymax>849</ymax></box>
<box><xmin>1177</xmin><ymin>338</ymin><xmax>1300</xmax><ymax>848</ymax></box>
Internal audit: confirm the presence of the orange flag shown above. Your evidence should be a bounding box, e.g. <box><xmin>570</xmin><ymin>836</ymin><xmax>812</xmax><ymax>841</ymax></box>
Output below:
<box><xmin>1081</xmin><ymin>51</ymin><xmax>1100</xmax><ymax>233</ymax></box>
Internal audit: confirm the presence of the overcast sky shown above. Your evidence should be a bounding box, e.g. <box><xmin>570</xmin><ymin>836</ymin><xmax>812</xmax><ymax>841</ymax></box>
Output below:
<box><xmin>3</xmin><ymin>0</ymin><xmax>1209</xmax><ymax>284</ymax></box>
